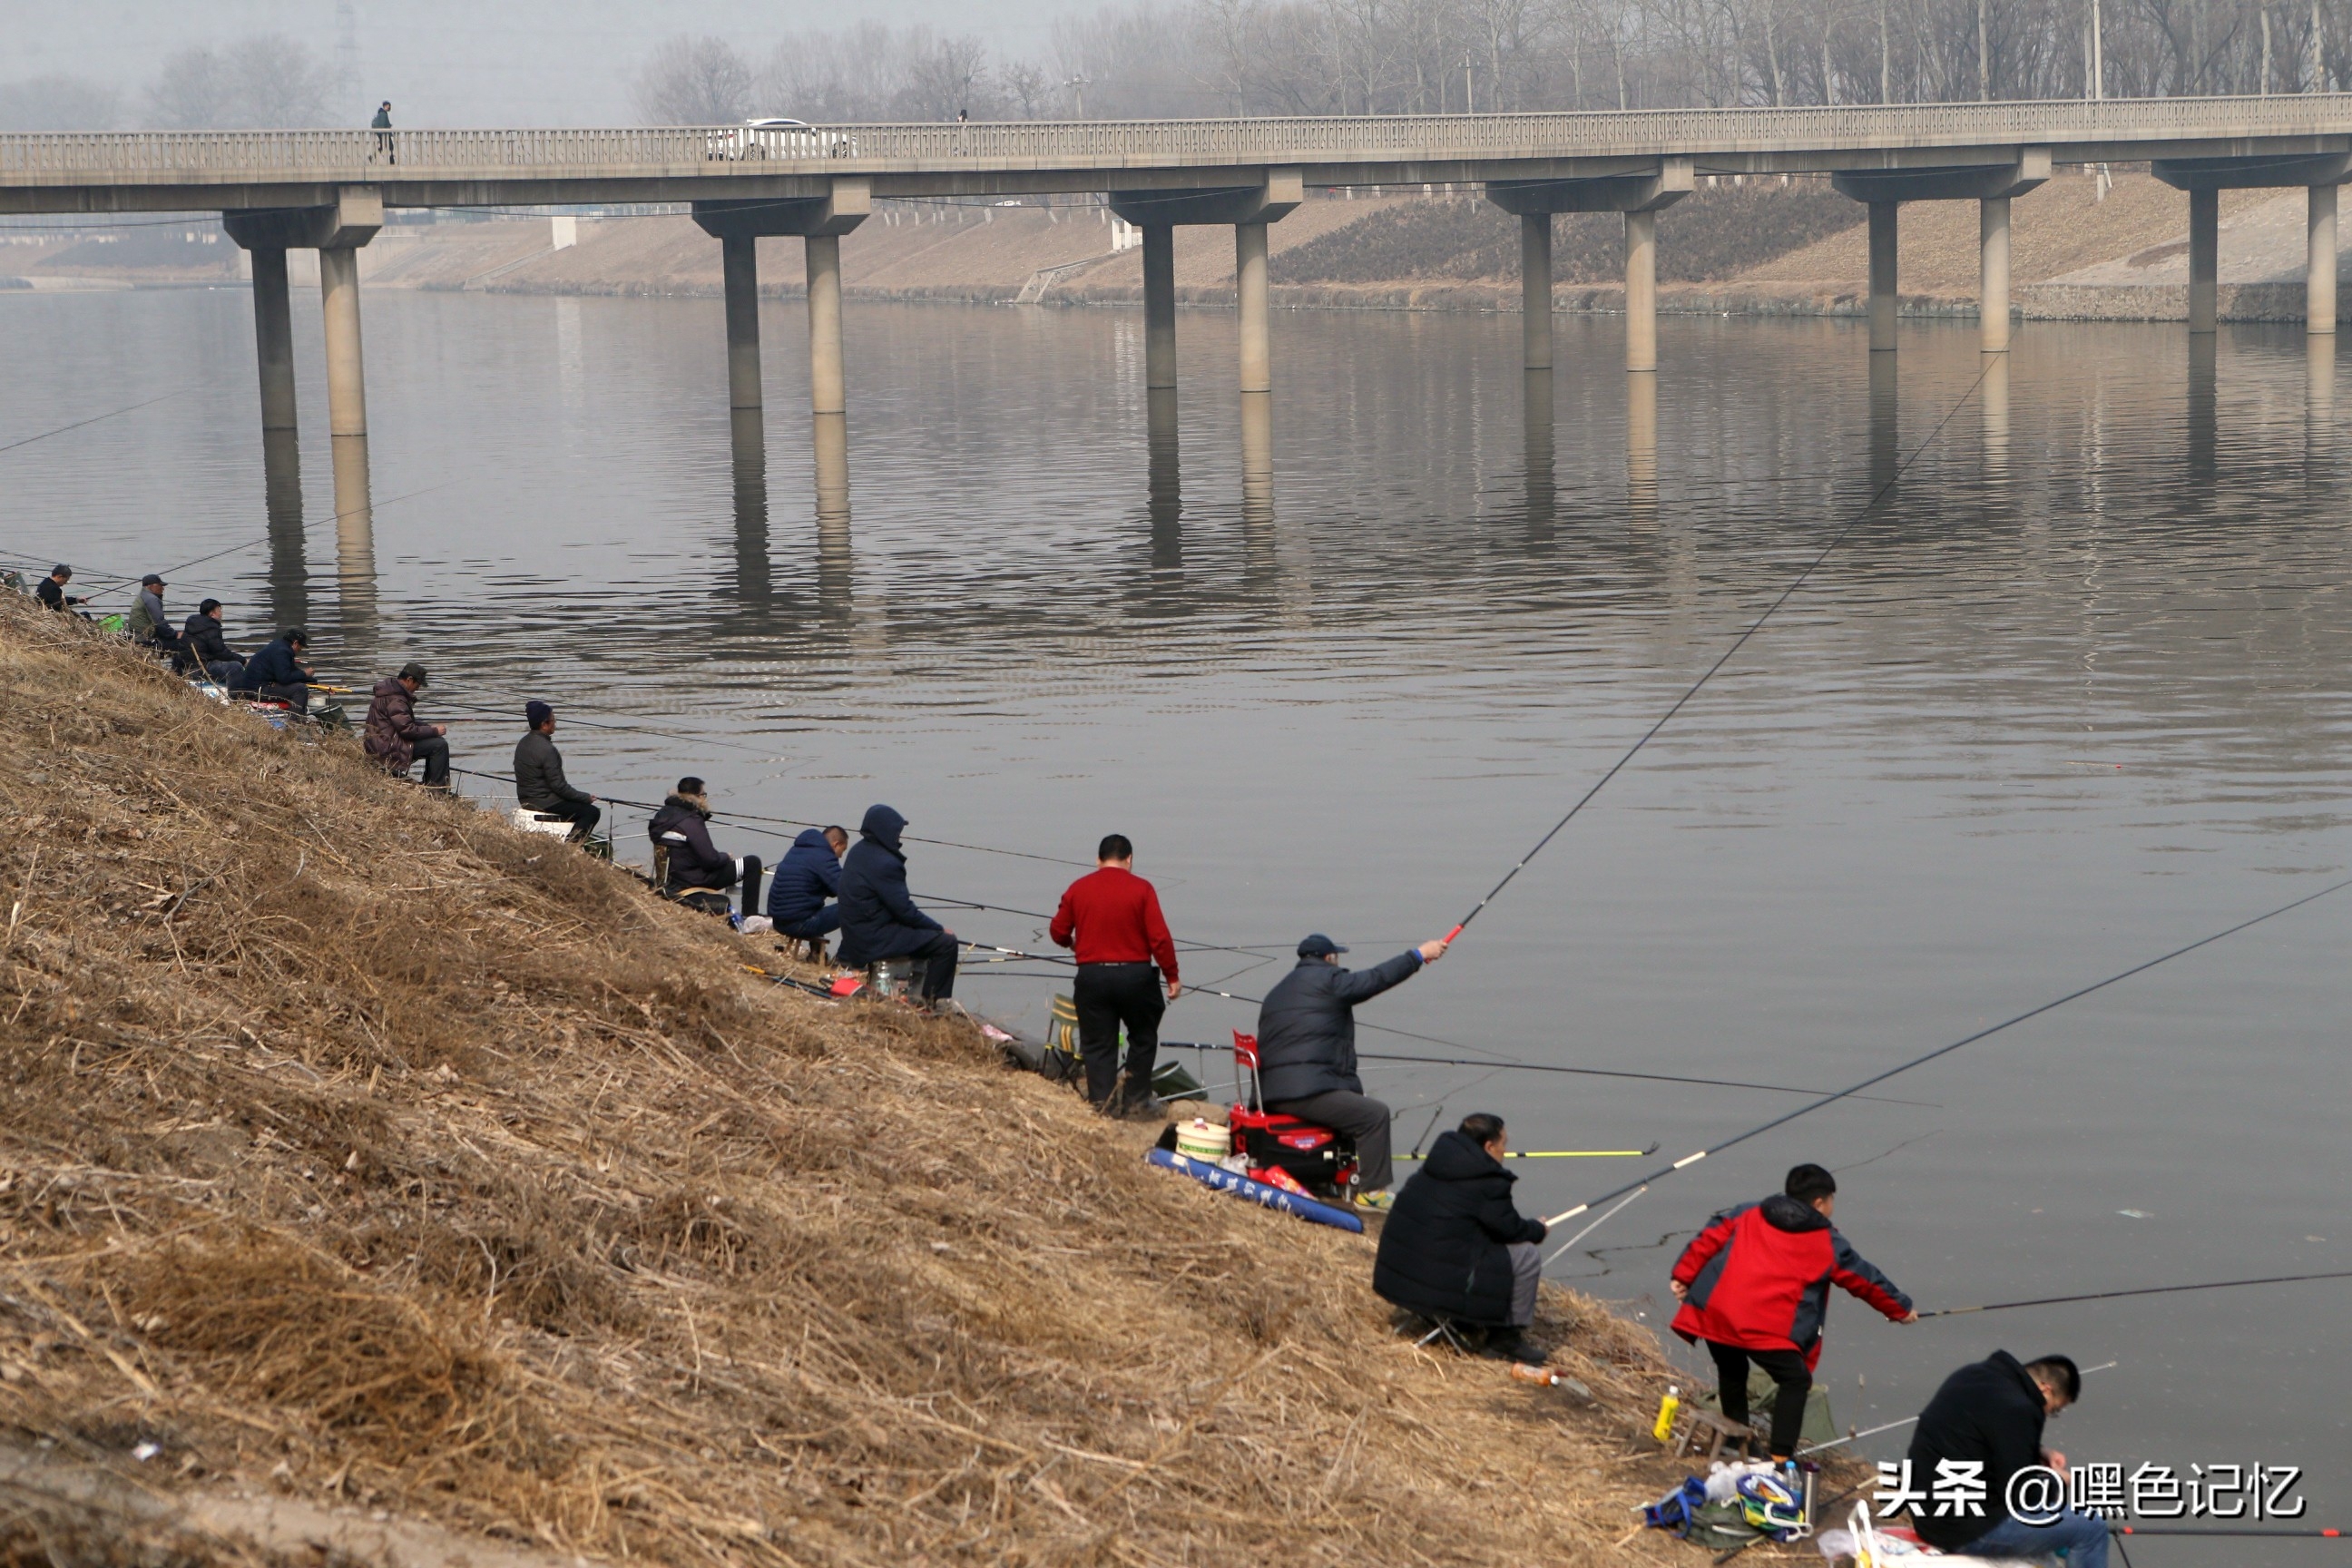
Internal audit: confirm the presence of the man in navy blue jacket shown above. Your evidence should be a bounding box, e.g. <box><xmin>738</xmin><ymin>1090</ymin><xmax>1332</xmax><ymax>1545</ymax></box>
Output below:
<box><xmin>768</xmin><ymin>826</ymin><xmax>848</xmax><ymax>950</ymax></box>
<box><xmin>835</xmin><ymin>805</ymin><xmax>958</xmax><ymax>1006</ymax></box>
<box><xmin>1253</xmin><ymin>930</ymin><xmax>1450</xmax><ymax>1201</ymax></box>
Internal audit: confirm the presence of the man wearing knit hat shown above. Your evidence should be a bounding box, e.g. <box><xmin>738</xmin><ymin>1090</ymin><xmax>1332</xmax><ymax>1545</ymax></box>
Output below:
<box><xmin>514</xmin><ymin>701</ymin><xmax>600</xmax><ymax>843</ymax></box>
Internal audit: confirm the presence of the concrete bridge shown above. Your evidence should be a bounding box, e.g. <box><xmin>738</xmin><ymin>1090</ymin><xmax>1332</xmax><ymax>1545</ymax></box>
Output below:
<box><xmin>6</xmin><ymin>99</ymin><xmax>2351</xmax><ymax>523</ymax></box>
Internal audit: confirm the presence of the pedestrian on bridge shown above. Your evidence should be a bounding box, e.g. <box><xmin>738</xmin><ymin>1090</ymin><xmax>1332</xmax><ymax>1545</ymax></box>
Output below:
<box><xmin>372</xmin><ymin>103</ymin><xmax>395</xmax><ymax>164</ymax></box>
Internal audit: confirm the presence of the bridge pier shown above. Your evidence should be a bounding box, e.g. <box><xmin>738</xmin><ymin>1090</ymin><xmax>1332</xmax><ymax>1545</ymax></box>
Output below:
<box><xmin>693</xmin><ymin>180</ymin><xmax>870</xmax><ymax>418</ymax></box>
<box><xmin>1867</xmin><ymin>204</ymin><xmax>1898</xmax><ymax>351</ymax></box>
<box><xmin>1837</xmin><ymin>155</ymin><xmax>2048</xmax><ymax>355</ymax></box>
<box><xmin>250</xmin><ymin>249</ymin><xmax>299</xmax><ymax>433</ymax></box>
<box><xmin>2308</xmin><ymin>183</ymin><xmax>2337</xmax><ymax>336</ymax></box>
<box><xmin>2188</xmin><ymin>189</ymin><xmax>2219</xmax><ymax>334</ymax></box>
<box><xmin>1624</xmin><ymin>211</ymin><xmax>1659</xmax><ymax>373</ymax></box>
<box><xmin>808</xmin><ymin>234</ymin><xmax>848</xmax><ymax>415</ymax></box>
<box><xmin>223</xmin><ymin>190</ymin><xmax>382</xmax><ymax>443</ymax></box>
<box><xmin>1112</xmin><ymin>172</ymin><xmax>1299</xmax><ymax>408</ymax></box>
<box><xmin>721</xmin><ymin>236</ymin><xmax>762</xmax><ymax>410</ymax></box>
<box><xmin>1521</xmin><ymin>214</ymin><xmax>1553</xmax><ymax>372</ymax></box>
<box><xmin>1979</xmin><ymin>196</ymin><xmax>2012</xmax><ymax>353</ymax></box>
<box><xmin>319</xmin><ymin>246</ymin><xmax>369</xmax><ymax>438</ymax></box>
<box><xmin>2155</xmin><ymin>154</ymin><xmax>2352</xmax><ymax>335</ymax></box>
<box><xmin>1142</xmin><ymin>226</ymin><xmax>1177</xmax><ymax>391</ymax></box>
<box><xmin>1236</xmin><ymin>222</ymin><xmax>1271</xmax><ymax>394</ymax></box>
<box><xmin>1487</xmin><ymin>161</ymin><xmax>1689</xmax><ymax>376</ymax></box>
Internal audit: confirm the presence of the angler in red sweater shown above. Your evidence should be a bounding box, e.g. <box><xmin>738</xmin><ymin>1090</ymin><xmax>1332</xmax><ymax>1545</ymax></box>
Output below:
<box><xmin>1049</xmin><ymin>834</ymin><xmax>1181</xmax><ymax>1115</ymax></box>
<box><xmin>1669</xmin><ymin>1162</ymin><xmax>1916</xmax><ymax>1460</ymax></box>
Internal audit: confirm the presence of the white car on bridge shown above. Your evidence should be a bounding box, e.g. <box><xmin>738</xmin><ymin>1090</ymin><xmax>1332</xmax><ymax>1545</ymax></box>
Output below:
<box><xmin>706</xmin><ymin>118</ymin><xmax>855</xmax><ymax>161</ymax></box>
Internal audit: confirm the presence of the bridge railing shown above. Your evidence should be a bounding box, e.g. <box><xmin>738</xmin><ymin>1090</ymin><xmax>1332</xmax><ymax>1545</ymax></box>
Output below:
<box><xmin>3</xmin><ymin>97</ymin><xmax>2349</xmax><ymax>181</ymax></box>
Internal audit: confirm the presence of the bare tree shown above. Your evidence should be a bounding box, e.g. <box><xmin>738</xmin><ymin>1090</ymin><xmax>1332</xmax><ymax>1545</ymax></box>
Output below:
<box><xmin>634</xmin><ymin>35</ymin><xmax>754</xmax><ymax>125</ymax></box>
<box><xmin>146</xmin><ymin>35</ymin><xmax>332</xmax><ymax>128</ymax></box>
<box><xmin>0</xmin><ymin>74</ymin><xmax>121</xmax><ymax>131</ymax></box>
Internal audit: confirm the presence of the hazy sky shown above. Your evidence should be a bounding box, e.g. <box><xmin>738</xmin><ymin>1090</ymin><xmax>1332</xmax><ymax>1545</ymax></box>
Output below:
<box><xmin>4</xmin><ymin>0</ymin><xmax>1063</xmax><ymax>125</ymax></box>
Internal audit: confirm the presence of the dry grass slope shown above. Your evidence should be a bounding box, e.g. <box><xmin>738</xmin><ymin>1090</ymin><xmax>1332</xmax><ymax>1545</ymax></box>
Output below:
<box><xmin>0</xmin><ymin>597</ymin><xmax>1719</xmax><ymax>1567</ymax></box>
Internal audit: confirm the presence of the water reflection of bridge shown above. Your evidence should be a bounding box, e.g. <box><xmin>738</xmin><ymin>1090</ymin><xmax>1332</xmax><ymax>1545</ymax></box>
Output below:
<box><xmin>5</xmin><ymin>103</ymin><xmax>2347</xmax><ymax>593</ymax></box>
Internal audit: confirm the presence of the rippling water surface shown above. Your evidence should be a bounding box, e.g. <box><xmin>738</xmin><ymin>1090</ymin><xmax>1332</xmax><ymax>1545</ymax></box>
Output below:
<box><xmin>5</xmin><ymin>286</ymin><xmax>2348</xmax><ymax>1559</ymax></box>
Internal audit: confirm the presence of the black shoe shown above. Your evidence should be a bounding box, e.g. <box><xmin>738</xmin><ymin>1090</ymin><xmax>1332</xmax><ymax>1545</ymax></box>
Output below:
<box><xmin>1475</xmin><ymin>1328</ymin><xmax>1530</xmax><ymax>1362</ymax></box>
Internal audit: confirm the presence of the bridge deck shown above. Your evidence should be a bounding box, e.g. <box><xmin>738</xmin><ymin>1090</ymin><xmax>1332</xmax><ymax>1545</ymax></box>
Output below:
<box><xmin>3</xmin><ymin>99</ymin><xmax>2349</xmax><ymax>213</ymax></box>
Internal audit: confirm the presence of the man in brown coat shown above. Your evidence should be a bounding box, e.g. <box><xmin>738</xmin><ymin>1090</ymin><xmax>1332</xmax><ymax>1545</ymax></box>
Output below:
<box><xmin>364</xmin><ymin>662</ymin><xmax>450</xmax><ymax>787</ymax></box>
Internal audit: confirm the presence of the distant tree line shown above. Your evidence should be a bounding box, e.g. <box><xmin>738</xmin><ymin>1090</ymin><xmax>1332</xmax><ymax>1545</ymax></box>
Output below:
<box><xmin>0</xmin><ymin>34</ymin><xmax>337</xmax><ymax>132</ymax></box>
<box><xmin>633</xmin><ymin>0</ymin><xmax>2352</xmax><ymax>129</ymax></box>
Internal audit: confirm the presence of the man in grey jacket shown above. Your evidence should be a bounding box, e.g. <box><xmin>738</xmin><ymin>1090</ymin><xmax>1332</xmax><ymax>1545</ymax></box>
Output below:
<box><xmin>514</xmin><ymin>701</ymin><xmax>600</xmax><ymax>842</ymax></box>
<box><xmin>1254</xmin><ymin>930</ymin><xmax>1450</xmax><ymax>1204</ymax></box>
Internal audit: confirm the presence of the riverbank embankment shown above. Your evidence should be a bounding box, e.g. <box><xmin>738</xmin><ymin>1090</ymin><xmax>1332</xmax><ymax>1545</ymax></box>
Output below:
<box><xmin>0</xmin><ymin>595</ymin><xmax>1751</xmax><ymax>1566</ymax></box>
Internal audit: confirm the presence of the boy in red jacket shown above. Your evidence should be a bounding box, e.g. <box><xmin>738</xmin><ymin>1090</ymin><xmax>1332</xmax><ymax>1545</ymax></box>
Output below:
<box><xmin>1050</xmin><ymin>834</ymin><xmax>1181</xmax><ymax>1115</ymax></box>
<box><xmin>1669</xmin><ymin>1163</ymin><xmax>1916</xmax><ymax>1459</ymax></box>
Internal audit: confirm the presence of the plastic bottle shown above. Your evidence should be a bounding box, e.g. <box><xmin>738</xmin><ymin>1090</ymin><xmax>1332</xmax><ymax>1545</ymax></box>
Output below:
<box><xmin>1652</xmin><ymin>1384</ymin><xmax>1681</xmax><ymax>1444</ymax></box>
<box><xmin>1511</xmin><ymin>1363</ymin><xmax>1562</xmax><ymax>1386</ymax></box>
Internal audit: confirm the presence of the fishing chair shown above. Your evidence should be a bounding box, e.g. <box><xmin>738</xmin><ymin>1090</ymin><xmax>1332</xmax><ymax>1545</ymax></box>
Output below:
<box><xmin>1227</xmin><ymin>1033</ymin><xmax>1358</xmax><ymax>1201</ymax></box>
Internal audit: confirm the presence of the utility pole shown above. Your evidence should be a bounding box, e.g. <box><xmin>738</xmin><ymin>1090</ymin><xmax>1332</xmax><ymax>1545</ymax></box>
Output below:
<box><xmin>1064</xmin><ymin>74</ymin><xmax>1088</xmax><ymax>117</ymax></box>
<box><xmin>1463</xmin><ymin>53</ymin><xmax>1475</xmax><ymax>113</ymax></box>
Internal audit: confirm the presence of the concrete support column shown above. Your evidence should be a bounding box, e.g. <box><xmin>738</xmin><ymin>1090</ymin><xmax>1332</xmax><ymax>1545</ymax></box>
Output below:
<box><xmin>1236</xmin><ymin>221</ymin><xmax>1271</xmax><ymax>394</ymax></box>
<box><xmin>318</xmin><ymin>246</ymin><xmax>368</xmax><ymax>439</ymax></box>
<box><xmin>1868</xmin><ymin>201</ymin><xmax>1899</xmax><ymax>352</ymax></box>
<box><xmin>1625</xmin><ymin>370</ymin><xmax>1658</xmax><ymax>521</ymax></box>
<box><xmin>1980</xmin><ymin>196</ymin><xmax>2012</xmax><ymax>353</ymax></box>
<box><xmin>251</xmin><ymin>248</ymin><xmax>299</xmax><ymax>433</ymax></box>
<box><xmin>722</xmin><ymin>235</ymin><xmax>762</xmax><ymax>410</ymax></box>
<box><xmin>1623</xmin><ymin>209</ymin><xmax>1658</xmax><ymax>373</ymax></box>
<box><xmin>807</xmin><ymin>233</ymin><xmax>847</xmax><ymax>415</ymax></box>
<box><xmin>2308</xmin><ymin>183</ymin><xmax>2337</xmax><ymax>337</ymax></box>
<box><xmin>1522</xmin><ymin>212</ymin><xmax>1553</xmax><ymax>372</ymax></box>
<box><xmin>1143</xmin><ymin>225</ymin><xmax>1177</xmax><ymax>391</ymax></box>
<box><xmin>2188</xmin><ymin>189</ymin><xmax>2220</xmax><ymax>334</ymax></box>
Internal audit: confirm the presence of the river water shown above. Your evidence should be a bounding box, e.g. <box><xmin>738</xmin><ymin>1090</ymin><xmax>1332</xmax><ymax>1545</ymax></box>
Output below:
<box><xmin>5</xmin><ymin>286</ymin><xmax>2347</xmax><ymax>1557</ymax></box>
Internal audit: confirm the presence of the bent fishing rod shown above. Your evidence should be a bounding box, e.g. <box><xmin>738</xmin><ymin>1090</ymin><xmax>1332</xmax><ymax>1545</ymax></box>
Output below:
<box><xmin>1441</xmin><ymin>356</ymin><xmax>1997</xmax><ymax>946</ymax></box>
<box><xmin>1546</xmin><ymin>870</ymin><xmax>2352</xmax><ymax>1227</ymax></box>
<box><xmin>1918</xmin><ymin>1269</ymin><xmax>2352</xmax><ymax>1319</ymax></box>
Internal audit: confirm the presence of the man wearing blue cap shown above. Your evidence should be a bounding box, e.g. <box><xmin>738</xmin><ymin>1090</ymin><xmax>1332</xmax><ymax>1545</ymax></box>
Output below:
<box><xmin>1254</xmin><ymin>929</ymin><xmax>1452</xmax><ymax>1206</ymax></box>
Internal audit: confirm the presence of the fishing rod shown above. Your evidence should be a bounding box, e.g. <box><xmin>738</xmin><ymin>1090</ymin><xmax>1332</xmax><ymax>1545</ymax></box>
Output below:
<box><xmin>1791</xmin><ymin>1363</ymin><xmax>2117</xmax><ymax>1457</ymax></box>
<box><xmin>76</xmin><ymin>474</ymin><xmax>470</xmax><ymax>598</ymax></box>
<box><xmin>1400</xmin><ymin>1146</ymin><xmax>1655</xmax><ymax>1160</ymax></box>
<box><xmin>1919</xmin><ymin>1269</ymin><xmax>2352</xmax><ymax>1318</ymax></box>
<box><xmin>1546</xmin><ymin>870</ymin><xmax>2352</xmax><ymax>1228</ymax></box>
<box><xmin>2114</xmin><ymin>1525</ymin><xmax>2344</xmax><ymax>1539</ymax></box>
<box><xmin>0</xmin><ymin>387</ymin><xmax>191</xmax><ymax>457</ymax></box>
<box><xmin>1439</xmin><ymin>357</ymin><xmax>1997</xmax><ymax>947</ymax></box>
<box><xmin>1161</xmin><ymin>1034</ymin><xmax>1936</xmax><ymax>1106</ymax></box>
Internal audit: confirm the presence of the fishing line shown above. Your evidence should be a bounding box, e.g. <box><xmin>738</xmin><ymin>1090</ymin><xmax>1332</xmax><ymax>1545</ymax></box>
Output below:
<box><xmin>1542</xmin><ymin>1186</ymin><xmax>1649</xmax><ymax>1266</ymax></box>
<box><xmin>75</xmin><ymin>475</ymin><xmax>471</xmax><ymax>598</ymax></box>
<box><xmin>1918</xmin><ymin>1269</ymin><xmax>2352</xmax><ymax>1318</ymax></box>
<box><xmin>1158</xmin><ymin>1035</ymin><xmax>1934</xmax><ymax>1105</ymax></box>
<box><xmin>1547</xmin><ymin>871</ymin><xmax>2352</xmax><ymax>1228</ymax></box>
<box><xmin>1442</xmin><ymin>355</ymin><xmax>1997</xmax><ymax>946</ymax></box>
<box><xmin>2113</xmin><ymin>1525</ymin><xmax>2344</xmax><ymax>1539</ymax></box>
<box><xmin>1398</xmin><ymin>1146</ymin><xmax>1654</xmax><ymax>1160</ymax></box>
<box><xmin>0</xmin><ymin>387</ymin><xmax>193</xmax><ymax>457</ymax></box>
<box><xmin>1791</xmin><ymin>1361</ymin><xmax>2119</xmax><ymax>1457</ymax></box>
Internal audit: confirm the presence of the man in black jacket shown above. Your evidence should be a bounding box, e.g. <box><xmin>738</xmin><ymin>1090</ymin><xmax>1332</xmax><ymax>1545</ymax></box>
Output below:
<box><xmin>240</xmin><ymin>628</ymin><xmax>316</xmax><ymax>705</ymax></box>
<box><xmin>1904</xmin><ymin>1351</ymin><xmax>2100</xmax><ymax>1566</ymax></box>
<box><xmin>35</xmin><ymin>564</ymin><xmax>84</xmax><ymax>612</ymax></box>
<box><xmin>514</xmin><ymin>701</ymin><xmax>600</xmax><ymax>842</ymax></box>
<box><xmin>835</xmin><ymin>804</ymin><xmax>958</xmax><ymax>1007</ymax></box>
<box><xmin>648</xmin><ymin>778</ymin><xmax>759</xmax><ymax>916</ymax></box>
<box><xmin>1373</xmin><ymin>1113</ymin><xmax>1548</xmax><ymax>1357</ymax></box>
<box><xmin>1254</xmin><ymin>930</ymin><xmax>1450</xmax><ymax>1203</ymax></box>
<box><xmin>181</xmin><ymin>599</ymin><xmax>246</xmax><ymax>686</ymax></box>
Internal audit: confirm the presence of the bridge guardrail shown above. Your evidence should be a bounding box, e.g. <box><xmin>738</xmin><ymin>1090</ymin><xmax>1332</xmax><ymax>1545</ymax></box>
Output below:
<box><xmin>3</xmin><ymin>98</ymin><xmax>2349</xmax><ymax>183</ymax></box>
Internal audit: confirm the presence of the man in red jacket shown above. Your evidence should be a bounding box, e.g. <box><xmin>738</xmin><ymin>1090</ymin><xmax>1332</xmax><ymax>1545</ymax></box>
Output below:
<box><xmin>1669</xmin><ymin>1163</ymin><xmax>1916</xmax><ymax>1460</ymax></box>
<box><xmin>1050</xmin><ymin>834</ymin><xmax>1181</xmax><ymax>1116</ymax></box>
